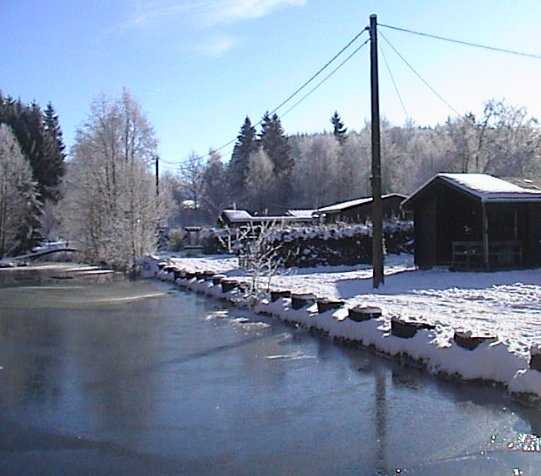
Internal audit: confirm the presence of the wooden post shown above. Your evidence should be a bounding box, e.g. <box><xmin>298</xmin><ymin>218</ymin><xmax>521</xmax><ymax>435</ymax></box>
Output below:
<box><xmin>369</xmin><ymin>13</ymin><xmax>384</xmax><ymax>288</ymax></box>
<box><xmin>481</xmin><ymin>202</ymin><xmax>489</xmax><ymax>270</ymax></box>
<box><xmin>155</xmin><ymin>155</ymin><xmax>159</xmax><ymax>197</ymax></box>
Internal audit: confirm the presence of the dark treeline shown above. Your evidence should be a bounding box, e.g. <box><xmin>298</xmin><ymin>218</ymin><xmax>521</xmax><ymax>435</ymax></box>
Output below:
<box><xmin>0</xmin><ymin>93</ymin><xmax>66</xmax><ymax>254</ymax></box>
<box><xmin>172</xmin><ymin>99</ymin><xmax>541</xmax><ymax>225</ymax></box>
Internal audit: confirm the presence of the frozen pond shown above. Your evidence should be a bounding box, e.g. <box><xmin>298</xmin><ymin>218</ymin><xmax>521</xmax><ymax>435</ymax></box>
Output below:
<box><xmin>1</xmin><ymin>279</ymin><xmax>541</xmax><ymax>475</ymax></box>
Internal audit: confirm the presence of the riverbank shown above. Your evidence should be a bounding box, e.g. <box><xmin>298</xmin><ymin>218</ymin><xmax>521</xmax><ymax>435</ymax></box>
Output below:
<box><xmin>144</xmin><ymin>254</ymin><xmax>541</xmax><ymax>403</ymax></box>
<box><xmin>0</xmin><ymin>262</ymin><xmax>120</xmax><ymax>287</ymax></box>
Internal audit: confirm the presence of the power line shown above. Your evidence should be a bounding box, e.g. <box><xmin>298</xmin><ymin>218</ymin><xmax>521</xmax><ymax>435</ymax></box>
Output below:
<box><xmin>159</xmin><ymin>158</ymin><xmax>183</xmax><ymax>166</ymax></box>
<box><xmin>378</xmin><ymin>22</ymin><xmax>541</xmax><ymax>61</ymax></box>
<box><xmin>379</xmin><ymin>41</ymin><xmax>409</xmax><ymax>120</ymax></box>
<box><xmin>379</xmin><ymin>30</ymin><xmax>460</xmax><ymax>116</ymax></box>
<box><xmin>202</xmin><ymin>28</ymin><xmax>370</xmax><ymax>158</ymax></box>
<box><xmin>281</xmin><ymin>38</ymin><xmax>370</xmax><ymax>118</ymax></box>
<box><xmin>160</xmin><ymin>28</ymin><xmax>368</xmax><ymax>165</ymax></box>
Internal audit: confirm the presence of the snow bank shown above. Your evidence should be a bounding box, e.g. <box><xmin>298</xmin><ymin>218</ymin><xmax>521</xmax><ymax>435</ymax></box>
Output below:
<box><xmin>145</xmin><ymin>254</ymin><xmax>541</xmax><ymax>401</ymax></box>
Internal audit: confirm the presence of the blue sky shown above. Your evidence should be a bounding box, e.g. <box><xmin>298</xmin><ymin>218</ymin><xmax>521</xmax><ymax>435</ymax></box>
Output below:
<box><xmin>3</xmin><ymin>0</ymin><xmax>541</xmax><ymax>171</ymax></box>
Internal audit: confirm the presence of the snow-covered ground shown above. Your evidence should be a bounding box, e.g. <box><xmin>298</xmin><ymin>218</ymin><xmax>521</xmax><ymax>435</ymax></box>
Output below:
<box><xmin>149</xmin><ymin>253</ymin><xmax>541</xmax><ymax>398</ymax></box>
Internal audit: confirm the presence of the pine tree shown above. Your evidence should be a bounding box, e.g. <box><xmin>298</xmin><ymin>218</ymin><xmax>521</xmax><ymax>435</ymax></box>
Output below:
<box><xmin>43</xmin><ymin>103</ymin><xmax>67</xmax><ymax>199</ymax></box>
<box><xmin>0</xmin><ymin>95</ymin><xmax>66</xmax><ymax>203</ymax></box>
<box><xmin>331</xmin><ymin>111</ymin><xmax>348</xmax><ymax>145</ymax></box>
<box><xmin>228</xmin><ymin>116</ymin><xmax>258</xmax><ymax>206</ymax></box>
<box><xmin>258</xmin><ymin>112</ymin><xmax>292</xmax><ymax>211</ymax></box>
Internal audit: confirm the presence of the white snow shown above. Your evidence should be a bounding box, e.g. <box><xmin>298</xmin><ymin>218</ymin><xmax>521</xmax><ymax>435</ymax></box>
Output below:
<box><xmin>316</xmin><ymin>193</ymin><xmax>404</xmax><ymax>213</ymax></box>
<box><xmin>221</xmin><ymin>209</ymin><xmax>253</xmax><ymax>222</ymax></box>
<box><xmin>147</xmin><ymin>253</ymin><xmax>541</xmax><ymax>399</ymax></box>
<box><xmin>405</xmin><ymin>173</ymin><xmax>541</xmax><ymax>206</ymax></box>
<box><xmin>287</xmin><ymin>209</ymin><xmax>315</xmax><ymax>219</ymax></box>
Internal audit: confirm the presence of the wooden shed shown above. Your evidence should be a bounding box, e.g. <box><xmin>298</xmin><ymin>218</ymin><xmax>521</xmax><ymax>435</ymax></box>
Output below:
<box><xmin>402</xmin><ymin>173</ymin><xmax>541</xmax><ymax>270</ymax></box>
<box><xmin>314</xmin><ymin>193</ymin><xmax>406</xmax><ymax>224</ymax></box>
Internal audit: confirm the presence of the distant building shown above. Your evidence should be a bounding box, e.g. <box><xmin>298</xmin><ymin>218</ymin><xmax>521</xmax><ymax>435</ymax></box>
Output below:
<box><xmin>218</xmin><ymin>209</ymin><xmax>314</xmax><ymax>228</ymax></box>
<box><xmin>313</xmin><ymin>194</ymin><xmax>406</xmax><ymax>224</ymax></box>
<box><xmin>402</xmin><ymin>173</ymin><xmax>541</xmax><ymax>270</ymax></box>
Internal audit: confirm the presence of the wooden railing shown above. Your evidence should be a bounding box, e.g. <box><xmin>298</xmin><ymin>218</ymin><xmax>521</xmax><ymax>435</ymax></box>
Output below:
<box><xmin>451</xmin><ymin>240</ymin><xmax>522</xmax><ymax>270</ymax></box>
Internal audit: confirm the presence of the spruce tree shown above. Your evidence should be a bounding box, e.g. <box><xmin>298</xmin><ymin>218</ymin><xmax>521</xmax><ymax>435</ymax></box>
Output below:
<box><xmin>228</xmin><ymin>116</ymin><xmax>258</xmax><ymax>206</ymax></box>
<box><xmin>0</xmin><ymin>95</ymin><xmax>66</xmax><ymax>203</ymax></box>
<box><xmin>258</xmin><ymin>112</ymin><xmax>292</xmax><ymax>211</ymax></box>
<box><xmin>43</xmin><ymin>103</ymin><xmax>67</xmax><ymax>200</ymax></box>
<box><xmin>331</xmin><ymin>111</ymin><xmax>348</xmax><ymax>145</ymax></box>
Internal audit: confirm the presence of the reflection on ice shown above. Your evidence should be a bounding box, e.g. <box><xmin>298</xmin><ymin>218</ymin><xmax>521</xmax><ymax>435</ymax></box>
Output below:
<box><xmin>266</xmin><ymin>350</ymin><xmax>315</xmax><ymax>361</ymax></box>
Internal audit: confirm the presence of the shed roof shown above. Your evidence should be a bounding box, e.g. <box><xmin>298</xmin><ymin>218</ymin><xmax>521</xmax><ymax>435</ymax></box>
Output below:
<box><xmin>317</xmin><ymin>193</ymin><xmax>406</xmax><ymax>214</ymax></box>
<box><xmin>403</xmin><ymin>173</ymin><xmax>541</xmax><ymax>208</ymax></box>
<box><xmin>287</xmin><ymin>209</ymin><xmax>315</xmax><ymax>219</ymax></box>
<box><xmin>220</xmin><ymin>209</ymin><xmax>313</xmax><ymax>225</ymax></box>
<box><xmin>221</xmin><ymin>209</ymin><xmax>252</xmax><ymax>222</ymax></box>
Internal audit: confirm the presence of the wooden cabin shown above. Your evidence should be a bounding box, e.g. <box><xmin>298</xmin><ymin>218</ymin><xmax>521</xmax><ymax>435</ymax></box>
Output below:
<box><xmin>402</xmin><ymin>174</ymin><xmax>541</xmax><ymax>270</ymax></box>
<box><xmin>314</xmin><ymin>193</ymin><xmax>406</xmax><ymax>224</ymax></box>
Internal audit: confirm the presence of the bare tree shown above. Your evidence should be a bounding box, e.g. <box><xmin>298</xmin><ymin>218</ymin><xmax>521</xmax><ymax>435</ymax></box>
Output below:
<box><xmin>178</xmin><ymin>152</ymin><xmax>205</xmax><ymax>211</ymax></box>
<box><xmin>237</xmin><ymin>222</ymin><xmax>286</xmax><ymax>294</ymax></box>
<box><xmin>59</xmin><ymin>91</ymin><xmax>171</xmax><ymax>270</ymax></box>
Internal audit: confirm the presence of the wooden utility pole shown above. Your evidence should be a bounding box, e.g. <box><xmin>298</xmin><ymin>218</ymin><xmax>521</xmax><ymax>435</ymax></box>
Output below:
<box><xmin>155</xmin><ymin>155</ymin><xmax>160</xmax><ymax>197</ymax></box>
<box><xmin>370</xmin><ymin>14</ymin><xmax>384</xmax><ymax>288</ymax></box>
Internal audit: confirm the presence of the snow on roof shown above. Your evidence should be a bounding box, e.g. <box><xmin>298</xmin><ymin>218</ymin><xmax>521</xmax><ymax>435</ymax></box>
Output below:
<box><xmin>439</xmin><ymin>173</ymin><xmax>541</xmax><ymax>196</ymax></box>
<box><xmin>221</xmin><ymin>209</ymin><xmax>312</xmax><ymax>224</ymax></box>
<box><xmin>287</xmin><ymin>209</ymin><xmax>315</xmax><ymax>219</ymax></box>
<box><xmin>404</xmin><ymin>174</ymin><xmax>541</xmax><ymax>207</ymax></box>
<box><xmin>221</xmin><ymin>209</ymin><xmax>253</xmax><ymax>222</ymax></box>
<box><xmin>317</xmin><ymin>194</ymin><xmax>405</xmax><ymax>213</ymax></box>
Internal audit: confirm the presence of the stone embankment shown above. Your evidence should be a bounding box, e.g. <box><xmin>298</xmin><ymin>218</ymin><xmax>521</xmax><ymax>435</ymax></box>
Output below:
<box><xmin>144</xmin><ymin>256</ymin><xmax>541</xmax><ymax>404</ymax></box>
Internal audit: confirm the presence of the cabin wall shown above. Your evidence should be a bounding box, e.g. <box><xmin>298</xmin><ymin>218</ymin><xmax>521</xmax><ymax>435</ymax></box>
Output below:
<box><xmin>413</xmin><ymin>196</ymin><xmax>437</xmax><ymax>268</ymax></box>
<box><xmin>411</xmin><ymin>180</ymin><xmax>541</xmax><ymax>269</ymax></box>
<box><xmin>527</xmin><ymin>203</ymin><xmax>541</xmax><ymax>266</ymax></box>
<box><xmin>435</xmin><ymin>185</ymin><xmax>482</xmax><ymax>265</ymax></box>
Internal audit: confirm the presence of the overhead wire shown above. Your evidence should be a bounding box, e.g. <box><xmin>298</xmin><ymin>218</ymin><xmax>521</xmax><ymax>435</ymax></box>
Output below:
<box><xmin>163</xmin><ymin>28</ymin><xmax>369</xmax><ymax>164</ymax></box>
<box><xmin>378</xmin><ymin>23</ymin><xmax>541</xmax><ymax>61</ymax></box>
<box><xmin>379</xmin><ymin>41</ymin><xmax>409</xmax><ymax>120</ymax></box>
<box><xmin>379</xmin><ymin>30</ymin><xmax>460</xmax><ymax>116</ymax></box>
<box><xmin>281</xmin><ymin>38</ymin><xmax>370</xmax><ymax>118</ymax></box>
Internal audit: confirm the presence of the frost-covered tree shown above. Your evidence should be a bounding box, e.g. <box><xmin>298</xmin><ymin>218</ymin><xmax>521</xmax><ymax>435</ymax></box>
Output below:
<box><xmin>246</xmin><ymin>149</ymin><xmax>276</xmax><ymax>212</ymax></box>
<box><xmin>59</xmin><ymin>91</ymin><xmax>170</xmax><ymax>270</ymax></box>
<box><xmin>0</xmin><ymin>124</ymin><xmax>40</xmax><ymax>257</ymax></box>
<box><xmin>178</xmin><ymin>152</ymin><xmax>205</xmax><ymax>211</ymax></box>
<box><xmin>293</xmin><ymin>135</ymin><xmax>340</xmax><ymax>208</ymax></box>
<box><xmin>201</xmin><ymin>149</ymin><xmax>229</xmax><ymax>220</ymax></box>
<box><xmin>0</xmin><ymin>93</ymin><xmax>66</xmax><ymax>202</ymax></box>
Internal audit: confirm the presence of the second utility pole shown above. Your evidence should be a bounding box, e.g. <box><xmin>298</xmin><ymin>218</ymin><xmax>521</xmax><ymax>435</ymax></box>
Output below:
<box><xmin>370</xmin><ymin>13</ymin><xmax>384</xmax><ymax>288</ymax></box>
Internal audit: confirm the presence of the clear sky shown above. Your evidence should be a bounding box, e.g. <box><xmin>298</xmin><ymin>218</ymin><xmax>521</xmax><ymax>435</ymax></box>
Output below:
<box><xmin>3</xmin><ymin>0</ymin><xmax>541</xmax><ymax>172</ymax></box>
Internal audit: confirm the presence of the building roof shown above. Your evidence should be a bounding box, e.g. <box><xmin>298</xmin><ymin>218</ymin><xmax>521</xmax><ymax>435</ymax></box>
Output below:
<box><xmin>220</xmin><ymin>209</ymin><xmax>312</xmax><ymax>225</ymax></box>
<box><xmin>287</xmin><ymin>209</ymin><xmax>316</xmax><ymax>219</ymax></box>
<box><xmin>403</xmin><ymin>173</ymin><xmax>541</xmax><ymax>208</ymax></box>
<box><xmin>221</xmin><ymin>209</ymin><xmax>253</xmax><ymax>223</ymax></box>
<box><xmin>316</xmin><ymin>193</ymin><xmax>406</xmax><ymax>214</ymax></box>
